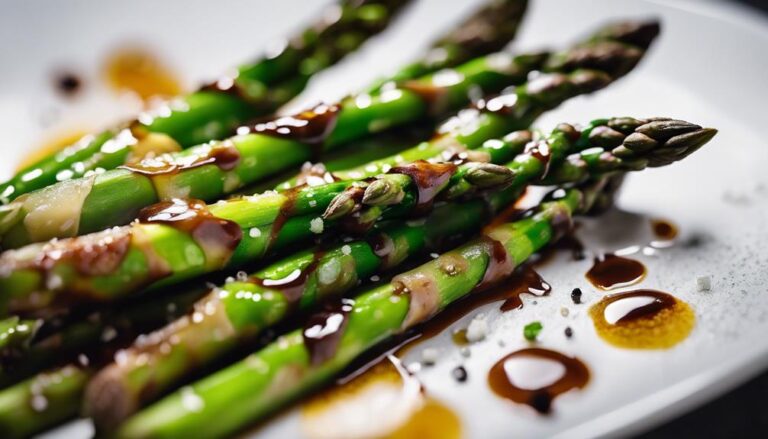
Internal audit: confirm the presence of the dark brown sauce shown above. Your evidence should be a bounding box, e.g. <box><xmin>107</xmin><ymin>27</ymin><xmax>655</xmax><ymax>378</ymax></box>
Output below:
<box><xmin>651</xmin><ymin>219</ymin><xmax>678</xmax><ymax>241</ymax></box>
<box><xmin>589</xmin><ymin>289</ymin><xmax>695</xmax><ymax>349</ymax></box>
<box><xmin>138</xmin><ymin>199</ymin><xmax>242</xmax><ymax>260</ymax></box>
<box><xmin>303</xmin><ymin>298</ymin><xmax>354</xmax><ymax>366</ymax></box>
<box><xmin>121</xmin><ymin>142</ymin><xmax>240</xmax><ymax>175</ymax></box>
<box><xmin>54</xmin><ymin>72</ymin><xmax>82</xmax><ymax>97</ymax></box>
<box><xmin>388</xmin><ymin>161</ymin><xmax>457</xmax><ymax>214</ymax></box>
<box><xmin>585</xmin><ymin>254</ymin><xmax>646</xmax><ymax>290</ymax></box>
<box><xmin>104</xmin><ymin>47</ymin><xmax>181</xmax><ymax>101</ymax></box>
<box><xmin>488</xmin><ymin>348</ymin><xmax>589</xmax><ymax>414</ymax></box>
<box><xmin>475</xmin><ymin>236</ymin><xmax>514</xmax><ymax>291</ymax></box>
<box><xmin>400</xmin><ymin>81</ymin><xmax>446</xmax><ymax>114</ymax></box>
<box><xmin>250</xmin><ymin>251</ymin><xmax>324</xmax><ymax>305</ymax></box>
<box><xmin>240</xmin><ymin>103</ymin><xmax>341</xmax><ymax>154</ymax></box>
<box><xmin>267</xmin><ymin>187</ymin><xmax>301</xmax><ymax>249</ymax></box>
<box><xmin>524</xmin><ymin>139</ymin><xmax>552</xmax><ymax>179</ymax></box>
<box><xmin>399</xmin><ymin>265</ymin><xmax>551</xmax><ymax>353</ymax></box>
<box><xmin>369</xmin><ymin>232</ymin><xmax>396</xmax><ymax>269</ymax></box>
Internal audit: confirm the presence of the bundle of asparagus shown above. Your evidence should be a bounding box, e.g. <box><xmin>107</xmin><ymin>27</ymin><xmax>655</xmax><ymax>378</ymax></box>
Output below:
<box><xmin>0</xmin><ymin>1</ymin><xmax>721</xmax><ymax>438</ymax></box>
<box><xmin>0</xmin><ymin>19</ymin><xmax>659</xmax><ymax>315</ymax></box>
<box><xmin>0</xmin><ymin>0</ymin><xmax>418</xmax><ymax>203</ymax></box>
<box><xmin>0</xmin><ymin>15</ymin><xmax>657</xmax><ymax>248</ymax></box>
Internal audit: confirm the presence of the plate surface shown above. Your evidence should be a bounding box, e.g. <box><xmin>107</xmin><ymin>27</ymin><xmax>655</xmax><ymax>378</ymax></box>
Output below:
<box><xmin>2</xmin><ymin>1</ymin><xmax>768</xmax><ymax>438</ymax></box>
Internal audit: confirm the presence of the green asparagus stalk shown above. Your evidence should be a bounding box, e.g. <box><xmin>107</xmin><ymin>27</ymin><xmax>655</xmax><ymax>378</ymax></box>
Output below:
<box><xmin>0</xmin><ymin>365</ymin><xmax>88</xmax><ymax>439</ymax></box>
<box><xmin>79</xmin><ymin>115</ymin><xmax>714</xmax><ymax>429</ymax></box>
<box><xmin>0</xmin><ymin>20</ymin><xmax>659</xmax><ymax>315</ymax></box>
<box><xmin>0</xmin><ymin>0</ymin><xmax>412</xmax><ymax>204</ymax></box>
<box><xmin>0</xmin><ymin>287</ymin><xmax>206</xmax><ymax>389</ymax></box>
<box><xmin>0</xmin><ymin>18</ymin><xmax>658</xmax><ymax>249</ymax></box>
<box><xmin>118</xmin><ymin>116</ymin><xmax>713</xmax><ymax>434</ymax></box>
<box><xmin>365</xmin><ymin>0</ymin><xmax>528</xmax><ymax>92</ymax></box>
<box><xmin>110</xmin><ymin>181</ymin><xmax>627</xmax><ymax>438</ymax></box>
<box><xmin>328</xmin><ymin>118</ymin><xmax>717</xmax><ymax>221</ymax></box>
<box><xmin>0</xmin><ymin>317</ymin><xmax>40</xmax><ymax>356</ymax></box>
<box><xmin>0</xmin><ymin>288</ymin><xmax>205</xmax><ymax>438</ymax></box>
<box><xmin>0</xmin><ymin>49</ymin><xmax>541</xmax><ymax>249</ymax></box>
<box><xmin>81</xmin><ymin>185</ymin><xmax>522</xmax><ymax>429</ymax></box>
<box><xmin>0</xmin><ymin>74</ymin><xmax>594</xmax><ymax>315</ymax></box>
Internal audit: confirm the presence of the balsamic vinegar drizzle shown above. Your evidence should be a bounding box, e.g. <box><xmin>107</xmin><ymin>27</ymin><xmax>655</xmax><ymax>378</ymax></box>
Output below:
<box><xmin>487</xmin><ymin>348</ymin><xmax>589</xmax><ymax>414</ymax></box>
<box><xmin>239</xmin><ymin>103</ymin><xmax>341</xmax><ymax>159</ymax></box>
<box><xmin>585</xmin><ymin>253</ymin><xmax>646</xmax><ymax>290</ymax></box>
<box><xmin>589</xmin><ymin>289</ymin><xmax>695</xmax><ymax>349</ymax></box>
<box><xmin>121</xmin><ymin>142</ymin><xmax>241</xmax><ymax>175</ymax></box>
<box><xmin>138</xmin><ymin>198</ymin><xmax>242</xmax><ymax>256</ymax></box>
<box><xmin>388</xmin><ymin>161</ymin><xmax>458</xmax><ymax>215</ymax></box>
<box><xmin>250</xmin><ymin>251</ymin><xmax>325</xmax><ymax>305</ymax></box>
<box><xmin>403</xmin><ymin>265</ymin><xmax>552</xmax><ymax>351</ymax></box>
<box><xmin>303</xmin><ymin>299</ymin><xmax>355</xmax><ymax>366</ymax></box>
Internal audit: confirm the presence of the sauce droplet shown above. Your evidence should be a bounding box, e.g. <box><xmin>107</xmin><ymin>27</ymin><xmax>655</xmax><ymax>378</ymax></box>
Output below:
<box><xmin>301</xmin><ymin>356</ymin><xmax>461</xmax><ymax>439</ymax></box>
<box><xmin>586</xmin><ymin>254</ymin><xmax>646</xmax><ymax>290</ymax></box>
<box><xmin>104</xmin><ymin>47</ymin><xmax>182</xmax><ymax>101</ymax></box>
<box><xmin>589</xmin><ymin>289</ymin><xmax>695</xmax><ymax>349</ymax></box>
<box><xmin>488</xmin><ymin>348</ymin><xmax>589</xmax><ymax>414</ymax></box>
<box><xmin>651</xmin><ymin>219</ymin><xmax>678</xmax><ymax>241</ymax></box>
<box><xmin>53</xmin><ymin>72</ymin><xmax>82</xmax><ymax>97</ymax></box>
<box><xmin>303</xmin><ymin>299</ymin><xmax>355</xmax><ymax>366</ymax></box>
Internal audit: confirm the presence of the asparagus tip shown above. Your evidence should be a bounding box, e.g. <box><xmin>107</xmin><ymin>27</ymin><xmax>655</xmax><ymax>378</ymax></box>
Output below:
<box><xmin>362</xmin><ymin>179</ymin><xmax>403</xmax><ymax>206</ymax></box>
<box><xmin>464</xmin><ymin>164</ymin><xmax>515</xmax><ymax>188</ymax></box>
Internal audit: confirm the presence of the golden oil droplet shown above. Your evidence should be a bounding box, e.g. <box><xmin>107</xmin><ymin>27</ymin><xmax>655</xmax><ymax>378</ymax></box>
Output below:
<box><xmin>589</xmin><ymin>289</ymin><xmax>695</xmax><ymax>349</ymax></box>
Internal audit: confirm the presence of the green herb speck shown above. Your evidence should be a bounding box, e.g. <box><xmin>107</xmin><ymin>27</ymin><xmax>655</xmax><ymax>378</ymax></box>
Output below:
<box><xmin>523</xmin><ymin>321</ymin><xmax>543</xmax><ymax>341</ymax></box>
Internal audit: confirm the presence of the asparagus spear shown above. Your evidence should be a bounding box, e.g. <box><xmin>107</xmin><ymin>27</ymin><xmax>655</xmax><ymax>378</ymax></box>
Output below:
<box><xmin>118</xmin><ymin>115</ymin><xmax>714</xmax><ymax>435</ymax></box>
<box><xmin>366</xmin><ymin>0</ymin><xmax>529</xmax><ymax>92</ymax></box>
<box><xmin>0</xmin><ymin>18</ymin><xmax>658</xmax><ymax>249</ymax></box>
<box><xmin>82</xmin><ymin>185</ymin><xmax>522</xmax><ymax>429</ymax></box>
<box><xmin>0</xmin><ymin>49</ymin><xmax>541</xmax><ymax>249</ymax></box>
<box><xmin>0</xmin><ymin>0</ymin><xmax>412</xmax><ymax>204</ymax></box>
<box><xmin>80</xmin><ymin>116</ymin><xmax>714</xmax><ymax>428</ymax></box>
<box><xmin>111</xmin><ymin>181</ymin><xmax>640</xmax><ymax>438</ymax></box>
<box><xmin>0</xmin><ymin>288</ymin><xmax>205</xmax><ymax>438</ymax></box>
<box><xmin>0</xmin><ymin>20</ymin><xmax>659</xmax><ymax>314</ymax></box>
<box><xmin>328</xmin><ymin>118</ymin><xmax>717</xmax><ymax>220</ymax></box>
<box><xmin>0</xmin><ymin>72</ymin><xmax>599</xmax><ymax>315</ymax></box>
<box><xmin>0</xmin><ymin>317</ymin><xmax>39</xmax><ymax>356</ymax></box>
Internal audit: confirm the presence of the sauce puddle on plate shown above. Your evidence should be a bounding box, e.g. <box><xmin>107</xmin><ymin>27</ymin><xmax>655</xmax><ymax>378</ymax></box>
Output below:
<box><xmin>301</xmin><ymin>355</ymin><xmax>461</xmax><ymax>439</ymax></box>
<box><xmin>589</xmin><ymin>289</ymin><xmax>695</xmax><ymax>349</ymax></box>
<box><xmin>487</xmin><ymin>348</ymin><xmax>589</xmax><ymax>414</ymax></box>
<box><xmin>104</xmin><ymin>46</ymin><xmax>181</xmax><ymax>101</ymax></box>
<box><xmin>586</xmin><ymin>254</ymin><xmax>646</xmax><ymax>290</ymax></box>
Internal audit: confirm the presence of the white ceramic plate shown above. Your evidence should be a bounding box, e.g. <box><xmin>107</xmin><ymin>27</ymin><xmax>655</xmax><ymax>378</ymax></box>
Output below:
<box><xmin>2</xmin><ymin>0</ymin><xmax>768</xmax><ymax>438</ymax></box>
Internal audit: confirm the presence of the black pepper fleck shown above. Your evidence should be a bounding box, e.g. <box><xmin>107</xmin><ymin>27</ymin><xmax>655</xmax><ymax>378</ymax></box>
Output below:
<box><xmin>571</xmin><ymin>288</ymin><xmax>582</xmax><ymax>304</ymax></box>
<box><xmin>452</xmin><ymin>366</ymin><xmax>468</xmax><ymax>383</ymax></box>
<box><xmin>564</xmin><ymin>327</ymin><xmax>573</xmax><ymax>338</ymax></box>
